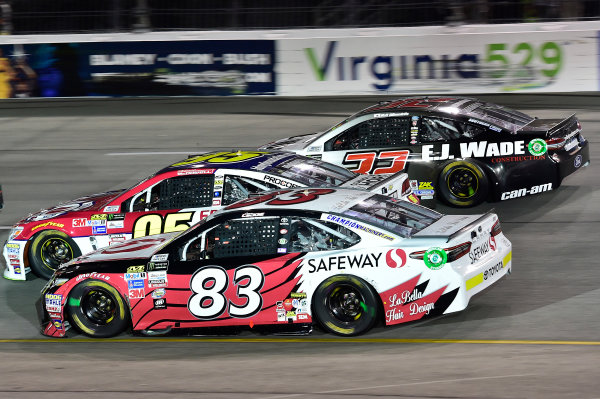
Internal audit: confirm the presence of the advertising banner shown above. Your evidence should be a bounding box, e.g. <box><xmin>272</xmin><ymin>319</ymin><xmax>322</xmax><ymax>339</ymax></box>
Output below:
<box><xmin>277</xmin><ymin>30</ymin><xmax>595</xmax><ymax>96</ymax></box>
<box><xmin>0</xmin><ymin>40</ymin><xmax>275</xmax><ymax>98</ymax></box>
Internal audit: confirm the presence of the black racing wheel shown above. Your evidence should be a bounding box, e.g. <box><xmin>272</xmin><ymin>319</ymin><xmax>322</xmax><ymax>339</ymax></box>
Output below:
<box><xmin>438</xmin><ymin>161</ymin><xmax>489</xmax><ymax>207</ymax></box>
<box><xmin>28</xmin><ymin>230</ymin><xmax>81</xmax><ymax>280</ymax></box>
<box><xmin>67</xmin><ymin>279</ymin><xmax>130</xmax><ymax>338</ymax></box>
<box><xmin>313</xmin><ymin>275</ymin><xmax>379</xmax><ymax>336</ymax></box>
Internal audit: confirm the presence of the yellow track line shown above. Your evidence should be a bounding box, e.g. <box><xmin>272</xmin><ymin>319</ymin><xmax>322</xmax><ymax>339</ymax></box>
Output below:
<box><xmin>0</xmin><ymin>338</ymin><xmax>599</xmax><ymax>345</ymax></box>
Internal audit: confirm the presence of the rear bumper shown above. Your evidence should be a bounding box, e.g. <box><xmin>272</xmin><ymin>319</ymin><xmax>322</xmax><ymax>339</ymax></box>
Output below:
<box><xmin>555</xmin><ymin>139</ymin><xmax>590</xmax><ymax>183</ymax></box>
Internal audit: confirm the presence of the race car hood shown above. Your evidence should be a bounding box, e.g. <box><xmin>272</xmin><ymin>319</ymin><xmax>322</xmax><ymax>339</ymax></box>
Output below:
<box><xmin>59</xmin><ymin>232</ymin><xmax>179</xmax><ymax>268</ymax></box>
<box><xmin>258</xmin><ymin>132</ymin><xmax>321</xmax><ymax>151</ymax></box>
<box><xmin>20</xmin><ymin>190</ymin><xmax>126</xmax><ymax>223</ymax></box>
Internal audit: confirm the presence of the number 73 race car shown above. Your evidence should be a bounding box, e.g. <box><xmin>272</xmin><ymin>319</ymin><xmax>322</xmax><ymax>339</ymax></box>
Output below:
<box><xmin>38</xmin><ymin>188</ymin><xmax>511</xmax><ymax>338</ymax></box>
<box><xmin>259</xmin><ymin>96</ymin><xmax>589</xmax><ymax>207</ymax></box>
<box><xmin>4</xmin><ymin>151</ymin><xmax>415</xmax><ymax>281</ymax></box>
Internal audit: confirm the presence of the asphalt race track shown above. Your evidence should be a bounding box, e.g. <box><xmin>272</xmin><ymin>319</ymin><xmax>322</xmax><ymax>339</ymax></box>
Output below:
<box><xmin>0</xmin><ymin>95</ymin><xmax>598</xmax><ymax>399</ymax></box>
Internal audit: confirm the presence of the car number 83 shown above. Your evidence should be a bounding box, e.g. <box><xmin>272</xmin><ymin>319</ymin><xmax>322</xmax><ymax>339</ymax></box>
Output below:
<box><xmin>188</xmin><ymin>265</ymin><xmax>265</xmax><ymax>319</ymax></box>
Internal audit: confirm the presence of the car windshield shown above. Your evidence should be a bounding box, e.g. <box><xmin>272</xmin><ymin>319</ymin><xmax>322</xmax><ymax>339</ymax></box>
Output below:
<box><xmin>342</xmin><ymin>194</ymin><xmax>442</xmax><ymax>238</ymax></box>
<box><xmin>269</xmin><ymin>157</ymin><xmax>356</xmax><ymax>186</ymax></box>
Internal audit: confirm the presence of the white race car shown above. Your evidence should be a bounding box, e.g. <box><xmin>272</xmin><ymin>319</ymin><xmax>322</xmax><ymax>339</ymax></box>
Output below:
<box><xmin>38</xmin><ymin>188</ymin><xmax>511</xmax><ymax>338</ymax></box>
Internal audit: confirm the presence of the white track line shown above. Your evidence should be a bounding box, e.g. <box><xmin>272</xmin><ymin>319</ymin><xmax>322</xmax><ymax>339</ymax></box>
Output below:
<box><xmin>257</xmin><ymin>373</ymin><xmax>537</xmax><ymax>399</ymax></box>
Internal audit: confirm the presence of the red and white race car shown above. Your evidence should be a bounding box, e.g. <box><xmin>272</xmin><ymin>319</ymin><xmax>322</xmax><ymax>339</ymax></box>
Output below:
<box><xmin>38</xmin><ymin>188</ymin><xmax>511</xmax><ymax>338</ymax></box>
<box><xmin>4</xmin><ymin>151</ymin><xmax>415</xmax><ymax>280</ymax></box>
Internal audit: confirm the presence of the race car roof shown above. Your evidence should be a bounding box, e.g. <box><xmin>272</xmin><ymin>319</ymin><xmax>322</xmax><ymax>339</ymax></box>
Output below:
<box><xmin>356</xmin><ymin>96</ymin><xmax>535</xmax><ymax>129</ymax></box>
<box><xmin>156</xmin><ymin>151</ymin><xmax>302</xmax><ymax>175</ymax></box>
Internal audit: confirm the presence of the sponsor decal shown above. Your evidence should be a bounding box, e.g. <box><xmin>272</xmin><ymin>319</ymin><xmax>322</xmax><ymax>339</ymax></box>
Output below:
<box><xmin>127</xmin><ymin>265</ymin><xmax>145</xmax><ymax>273</ymax></box>
<box><xmin>107</xmin><ymin>220</ymin><xmax>124</xmax><ymax>229</ymax></box>
<box><xmin>415</xmin><ymin>189</ymin><xmax>435</xmax><ymax>196</ymax></box>
<box><xmin>6</xmin><ymin>243</ymin><xmax>20</xmax><ymax>248</ymax></box>
<box><xmin>212</xmin><ymin>199</ymin><xmax>221</xmax><ymax>206</ymax></box>
<box><xmin>467</xmin><ymin>118</ymin><xmax>502</xmax><ymax>132</ymax></box>
<box><xmin>107</xmin><ymin>213</ymin><xmax>125</xmax><ymax>221</ymax></box>
<box><xmin>385</xmin><ymin>248</ymin><xmax>407</xmax><ymax>268</ymax></box>
<box><xmin>278</xmin><ymin>238</ymin><xmax>287</xmax><ymax>245</ymax></box>
<box><xmin>91</xmin><ymin>219</ymin><xmax>106</xmax><ymax>226</ymax></box>
<box><xmin>469</xmin><ymin>236</ymin><xmax>493</xmax><ymax>264</ymax></box>
<box><xmin>7</xmin><ymin>245</ymin><xmax>20</xmax><ymax>254</ymax></box>
<box><xmin>45</xmin><ymin>293</ymin><xmax>62</xmax><ymax>313</ymax></box>
<box><xmin>306</xmin><ymin>253</ymin><xmax>382</xmax><ymax>273</ymax></box>
<box><xmin>31</xmin><ymin>221</ymin><xmax>65</xmax><ymax>231</ymax></box>
<box><xmin>76</xmin><ymin>272</ymin><xmax>110</xmax><ymax>281</ymax></box>
<box><xmin>147</xmin><ymin>261</ymin><xmax>169</xmax><ymax>271</ymax></box>
<box><xmin>380</xmin><ymin>275</ymin><xmax>448</xmax><ymax>325</ymax></box>
<box><xmin>409</xmin><ymin>180</ymin><xmax>418</xmax><ymax>190</ymax></box>
<box><xmin>128</xmin><ymin>288</ymin><xmax>144</xmax><ymax>299</ymax></box>
<box><xmin>290</xmin><ymin>292</ymin><xmax>307</xmax><ymax>299</ymax></box>
<box><xmin>177</xmin><ymin>169</ymin><xmax>215</xmax><ymax>176</ymax></box>
<box><xmin>151</xmin><ymin>288</ymin><xmax>166</xmax><ymax>299</ymax></box>
<box><xmin>466</xmin><ymin>259</ymin><xmax>507</xmax><ymax>291</ymax></box>
<box><xmin>108</xmin><ymin>234</ymin><xmax>127</xmax><ymax>245</ymax></box>
<box><xmin>214</xmin><ymin>191</ymin><xmax>221</xmax><ymax>198</ymax></box>
<box><xmin>214</xmin><ymin>179</ymin><xmax>224</xmax><ymax>185</ymax></box>
<box><xmin>326</xmin><ymin>214</ymin><xmax>394</xmax><ymax>241</ymax></box>
<box><xmin>127</xmin><ymin>279</ymin><xmax>145</xmax><ymax>290</ymax></box>
<box><xmin>103</xmin><ymin>205</ymin><xmax>120</xmax><ymax>213</ymax></box>
<box><xmin>306</xmin><ymin>146</ymin><xmax>322</xmax><ymax>153</ymax></box>
<box><xmin>501</xmin><ymin>183</ymin><xmax>552</xmax><ymax>200</ymax></box>
<box><xmin>277</xmin><ymin>310</ymin><xmax>286</xmax><ymax>321</ymax></box>
<box><xmin>374</xmin><ymin>112</ymin><xmax>409</xmax><ymax>118</ymax></box>
<box><xmin>52</xmin><ymin>320</ymin><xmax>64</xmax><ymax>330</ymax></box>
<box><xmin>151</xmin><ymin>254</ymin><xmax>169</xmax><ymax>262</ymax></box>
<box><xmin>528</xmin><ymin>138</ymin><xmax>547</xmax><ymax>156</ymax></box>
<box><xmin>422</xmin><ymin>139</ymin><xmax>549</xmax><ymax>162</ymax></box>
<box><xmin>574</xmin><ymin>154</ymin><xmax>582</xmax><ymax>168</ymax></box>
<box><xmin>297</xmin><ymin>313</ymin><xmax>309</xmax><ymax>320</ymax></box>
<box><xmin>277</xmin><ymin>248</ymin><xmax>287</xmax><ymax>253</ymax></box>
<box><xmin>423</xmin><ymin>248</ymin><xmax>447</xmax><ymax>270</ymax></box>
<box><xmin>490</xmin><ymin>155</ymin><xmax>545</xmax><ymax>163</ymax></box>
<box><xmin>92</xmin><ymin>225</ymin><xmax>107</xmax><ymax>235</ymax></box>
<box><xmin>148</xmin><ymin>271</ymin><xmax>168</xmax><ymax>288</ymax></box>
<box><xmin>242</xmin><ymin>212</ymin><xmax>264</xmax><ymax>218</ymax></box>
<box><xmin>153</xmin><ymin>298</ymin><xmax>167</xmax><ymax>309</ymax></box>
<box><xmin>91</xmin><ymin>214</ymin><xmax>107</xmax><ymax>220</ymax></box>
<box><xmin>280</xmin><ymin>229</ymin><xmax>288</xmax><ymax>234</ymax></box>
<box><xmin>124</xmin><ymin>272</ymin><xmax>146</xmax><ymax>280</ymax></box>
<box><xmin>264</xmin><ymin>175</ymin><xmax>298</xmax><ymax>188</ymax></box>
<box><xmin>73</xmin><ymin>218</ymin><xmax>88</xmax><ymax>228</ymax></box>
<box><xmin>418</xmin><ymin>181</ymin><xmax>433</xmax><ymax>190</ymax></box>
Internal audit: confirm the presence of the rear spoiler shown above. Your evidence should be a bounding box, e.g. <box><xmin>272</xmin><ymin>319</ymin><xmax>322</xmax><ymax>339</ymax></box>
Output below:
<box><xmin>516</xmin><ymin>113</ymin><xmax>577</xmax><ymax>137</ymax></box>
<box><xmin>414</xmin><ymin>210</ymin><xmax>496</xmax><ymax>243</ymax></box>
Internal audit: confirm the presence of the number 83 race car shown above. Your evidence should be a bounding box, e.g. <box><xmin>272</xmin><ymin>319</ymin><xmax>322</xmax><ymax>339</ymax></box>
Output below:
<box><xmin>4</xmin><ymin>151</ymin><xmax>415</xmax><ymax>281</ymax></box>
<box><xmin>38</xmin><ymin>188</ymin><xmax>511</xmax><ymax>338</ymax></box>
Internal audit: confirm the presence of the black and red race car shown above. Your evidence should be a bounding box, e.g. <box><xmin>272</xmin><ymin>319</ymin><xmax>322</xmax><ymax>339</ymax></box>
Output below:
<box><xmin>259</xmin><ymin>96</ymin><xmax>590</xmax><ymax>207</ymax></box>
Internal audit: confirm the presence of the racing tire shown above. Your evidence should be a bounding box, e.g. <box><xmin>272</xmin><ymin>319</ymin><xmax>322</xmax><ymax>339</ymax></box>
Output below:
<box><xmin>66</xmin><ymin>279</ymin><xmax>130</xmax><ymax>338</ymax></box>
<box><xmin>438</xmin><ymin>161</ymin><xmax>489</xmax><ymax>207</ymax></box>
<box><xmin>28</xmin><ymin>230</ymin><xmax>81</xmax><ymax>280</ymax></box>
<box><xmin>313</xmin><ymin>275</ymin><xmax>379</xmax><ymax>336</ymax></box>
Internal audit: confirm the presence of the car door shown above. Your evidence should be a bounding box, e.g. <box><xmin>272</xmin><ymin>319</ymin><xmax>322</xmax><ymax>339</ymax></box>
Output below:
<box><xmin>118</xmin><ymin>174</ymin><xmax>215</xmax><ymax>243</ymax></box>
<box><xmin>320</xmin><ymin>115</ymin><xmax>419</xmax><ymax>175</ymax></box>
<box><xmin>174</xmin><ymin>215</ymin><xmax>301</xmax><ymax>327</ymax></box>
